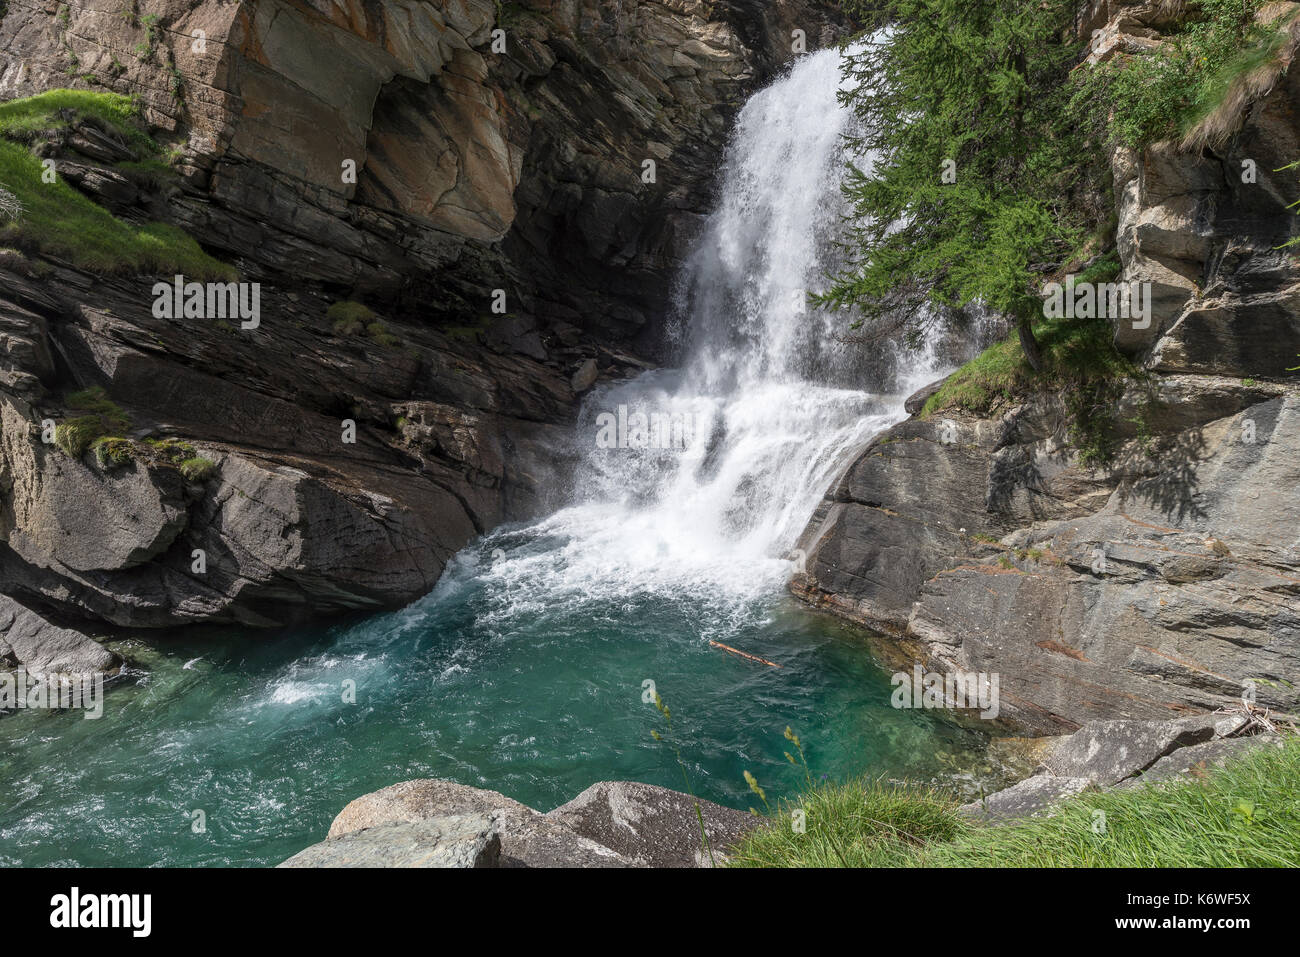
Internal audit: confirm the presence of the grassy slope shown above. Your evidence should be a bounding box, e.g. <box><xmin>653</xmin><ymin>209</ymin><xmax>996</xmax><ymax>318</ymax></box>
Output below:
<box><xmin>729</xmin><ymin>735</ymin><xmax>1300</xmax><ymax>867</ymax></box>
<box><xmin>0</xmin><ymin>90</ymin><xmax>233</xmax><ymax>278</ymax></box>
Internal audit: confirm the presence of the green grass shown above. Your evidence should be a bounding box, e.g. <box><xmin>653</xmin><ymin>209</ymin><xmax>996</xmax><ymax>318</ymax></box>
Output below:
<box><xmin>920</xmin><ymin>277</ymin><xmax>1138</xmax><ymax>466</ymax></box>
<box><xmin>0</xmin><ymin>91</ymin><xmax>233</xmax><ymax>278</ymax></box>
<box><xmin>53</xmin><ymin>387</ymin><xmax>131</xmax><ymax>458</ymax></box>
<box><xmin>923</xmin><ymin>256</ymin><xmax>1129</xmax><ymax>421</ymax></box>
<box><xmin>922</xmin><ymin>312</ymin><xmax>1133</xmax><ymax>419</ymax></box>
<box><xmin>731</xmin><ymin>735</ymin><xmax>1300</xmax><ymax>867</ymax></box>
<box><xmin>729</xmin><ymin>778</ymin><xmax>968</xmax><ymax>867</ymax></box>
<box><xmin>0</xmin><ymin>89</ymin><xmax>154</xmax><ymax>148</ymax></box>
<box><xmin>91</xmin><ymin>436</ymin><xmax>134</xmax><ymax>469</ymax></box>
<box><xmin>178</xmin><ymin>456</ymin><xmax>216</xmax><ymax>482</ymax></box>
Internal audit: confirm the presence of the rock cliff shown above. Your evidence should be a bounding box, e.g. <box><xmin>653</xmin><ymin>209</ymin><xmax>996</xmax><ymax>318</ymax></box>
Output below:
<box><xmin>0</xmin><ymin>0</ymin><xmax>848</xmax><ymax>662</ymax></box>
<box><xmin>792</xmin><ymin>0</ymin><xmax>1300</xmax><ymax>734</ymax></box>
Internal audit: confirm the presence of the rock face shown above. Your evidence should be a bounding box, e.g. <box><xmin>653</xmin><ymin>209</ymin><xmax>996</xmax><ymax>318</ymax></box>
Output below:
<box><xmin>0</xmin><ymin>0</ymin><xmax>848</xmax><ymax>344</ymax></box>
<box><xmin>795</xmin><ymin>378</ymin><xmax>1300</xmax><ymax>734</ymax></box>
<box><xmin>0</xmin><ymin>1</ymin><xmax>850</xmax><ymax>646</ymax></box>
<box><xmin>792</xmin><ymin>7</ymin><xmax>1300</xmax><ymax>735</ymax></box>
<box><xmin>287</xmin><ymin>777</ymin><xmax>760</xmax><ymax>868</ymax></box>
<box><xmin>962</xmin><ymin>714</ymin><xmax>1278</xmax><ymax>821</ymax></box>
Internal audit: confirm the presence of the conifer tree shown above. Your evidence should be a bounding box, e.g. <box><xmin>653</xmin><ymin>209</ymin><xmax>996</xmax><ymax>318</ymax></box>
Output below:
<box><xmin>822</xmin><ymin>0</ymin><xmax>1087</xmax><ymax>371</ymax></box>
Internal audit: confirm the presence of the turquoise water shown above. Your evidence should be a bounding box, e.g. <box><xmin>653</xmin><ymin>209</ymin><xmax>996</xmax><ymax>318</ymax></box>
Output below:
<box><xmin>0</xmin><ymin>527</ymin><xmax>991</xmax><ymax>867</ymax></box>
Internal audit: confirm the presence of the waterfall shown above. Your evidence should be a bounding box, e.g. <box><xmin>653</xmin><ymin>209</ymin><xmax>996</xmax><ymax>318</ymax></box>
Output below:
<box><xmin>440</xmin><ymin>45</ymin><xmax>945</xmax><ymax>635</ymax></box>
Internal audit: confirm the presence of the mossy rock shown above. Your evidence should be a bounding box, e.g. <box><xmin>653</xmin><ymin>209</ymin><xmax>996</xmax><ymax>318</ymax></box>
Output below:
<box><xmin>91</xmin><ymin>436</ymin><xmax>134</xmax><ymax>470</ymax></box>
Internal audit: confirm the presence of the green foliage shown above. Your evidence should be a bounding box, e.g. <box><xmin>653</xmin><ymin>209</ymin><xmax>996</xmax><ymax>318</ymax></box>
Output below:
<box><xmin>1084</xmin><ymin>0</ymin><xmax>1290</xmax><ymax>150</ymax></box>
<box><xmin>54</xmin><ymin>387</ymin><xmax>131</xmax><ymax>458</ymax></box>
<box><xmin>825</xmin><ymin>0</ymin><xmax>1089</xmax><ymax>354</ymax></box>
<box><xmin>365</xmin><ymin>320</ymin><xmax>400</xmax><ymax>348</ymax></box>
<box><xmin>178</xmin><ymin>456</ymin><xmax>217</xmax><ymax>482</ymax></box>
<box><xmin>922</xmin><ymin>313</ymin><xmax>1134</xmax><ymax>417</ymax></box>
<box><xmin>91</xmin><ymin>436</ymin><xmax>134</xmax><ymax>469</ymax></box>
<box><xmin>0</xmin><ymin>91</ymin><xmax>233</xmax><ymax>277</ymax></box>
<box><xmin>732</xmin><ymin>734</ymin><xmax>1300</xmax><ymax>867</ymax></box>
<box><xmin>922</xmin><ymin>308</ymin><xmax>1136</xmax><ymax>465</ymax></box>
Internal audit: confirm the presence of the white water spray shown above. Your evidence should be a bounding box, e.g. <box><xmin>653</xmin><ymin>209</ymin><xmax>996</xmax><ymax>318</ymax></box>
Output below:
<box><xmin>444</xmin><ymin>47</ymin><xmax>947</xmax><ymax>632</ymax></box>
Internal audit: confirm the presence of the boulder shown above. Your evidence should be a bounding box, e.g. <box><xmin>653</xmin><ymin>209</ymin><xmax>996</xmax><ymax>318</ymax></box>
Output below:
<box><xmin>1041</xmin><ymin>715</ymin><xmax>1243</xmax><ymax>786</ymax></box>
<box><xmin>548</xmin><ymin>780</ymin><xmax>760</xmax><ymax>867</ymax></box>
<box><xmin>960</xmin><ymin>774</ymin><xmax>1094</xmax><ymax>822</ymax></box>
<box><xmin>280</xmin><ymin>813</ymin><xmax>503</xmax><ymax>868</ymax></box>
<box><xmin>289</xmin><ymin>777</ymin><xmax>759</xmax><ymax>868</ymax></box>
<box><xmin>323</xmin><ymin>779</ymin><xmax>630</xmax><ymax>868</ymax></box>
<box><xmin>0</xmin><ymin>594</ymin><xmax>119</xmax><ymax>676</ymax></box>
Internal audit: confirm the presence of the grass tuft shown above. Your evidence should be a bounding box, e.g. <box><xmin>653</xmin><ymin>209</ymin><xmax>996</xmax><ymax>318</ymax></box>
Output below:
<box><xmin>178</xmin><ymin>456</ymin><xmax>217</xmax><ymax>482</ymax></box>
<box><xmin>53</xmin><ymin>387</ymin><xmax>131</xmax><ymax>458</ymax></box>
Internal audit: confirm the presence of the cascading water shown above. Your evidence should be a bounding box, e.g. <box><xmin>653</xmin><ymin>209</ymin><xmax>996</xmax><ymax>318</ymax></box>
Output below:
<box><xmin>456</xmin><ymin>46</ymin><xmax>941</xmax><ymax>624</ymax></box>
<box><xmin>0</xmin><ymin>49</ymin><xmax>993</xmax><ymax>868</ymax></box>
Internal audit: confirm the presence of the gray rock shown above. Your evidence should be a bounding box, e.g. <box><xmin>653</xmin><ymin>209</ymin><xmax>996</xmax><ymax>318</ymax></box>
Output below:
<box><xmin>794</xmin><ymin>382</ymin><xmax>1300</xmax><ymax>731</ymax></box>
<box><xmin>279</xmin><ymin>813</ymin><xmax>502</xmax><ymax>868</ymax></box>
<box><xmin>324</xmin><ymin>778</ymin><xmax>630</xmax><ymax>868</ymax></box>
<box><xmin>548</xmin><ymin>780</ymin><xmax>760</xmax><ymax>867</ymax></box>
<box><xmin>570</xmin><ymin>358</ymin><xmax>599</xmax><ymax>393</ymax></box>
<box><xmin>0</xmin><ymin>0</ymin><xmax>852</xmax><ymax>641</ymax></box>
<box><xmin>1042</xmin><ymin>717</ymin><xmax>1227</xmax><ymax>786</ymax></box>
<box><xmin>903</xmin><ymin>377</ymin><xmax>948</xmax><ymax>415</ymax></box>
<box><xmin>0</xmin><ymin>594</ymin><xmax>119</xmax><ymax>676</ymax></box>
<box><xmin>1119</xmin><ymin>734</ymin><xmax>1285</xmax><ymax>787</ymax></box>
<box><xmin>960</xmin><ymin>774</ymin><xmax>1094</xmax><ymax>823</ymax></box>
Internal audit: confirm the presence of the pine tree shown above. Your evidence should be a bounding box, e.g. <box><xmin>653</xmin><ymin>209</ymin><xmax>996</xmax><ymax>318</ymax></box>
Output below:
<box><xmin>822</xmin><ymin>0</ymin><xmax>1088</xmax><ymax>372</ymax></box>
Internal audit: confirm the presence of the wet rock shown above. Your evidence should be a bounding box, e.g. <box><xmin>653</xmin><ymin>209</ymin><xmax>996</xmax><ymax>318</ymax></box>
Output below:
<box><xmin>903</xmin><ymin>376</ymin><xmax>948</xmax><ymax>415</ymax></box>
<box><xmin>570</xmin><ymin>358</ymin><xmax>599</xmax><ymax>393</ymax></box>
